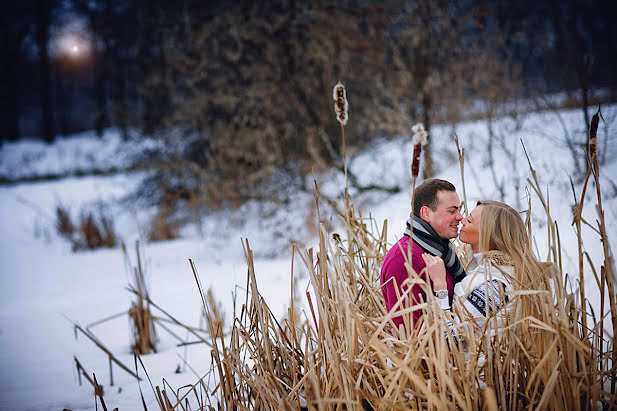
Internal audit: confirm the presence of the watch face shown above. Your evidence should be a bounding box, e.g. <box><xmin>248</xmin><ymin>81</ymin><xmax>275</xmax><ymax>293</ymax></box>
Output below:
<box><xmin>435</xmin><ymin>290</ymin><xmax>448</xmax><ymax>299</ymax></box>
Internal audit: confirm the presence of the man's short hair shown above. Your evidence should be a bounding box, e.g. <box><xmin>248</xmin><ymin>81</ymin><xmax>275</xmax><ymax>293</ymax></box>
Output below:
<box><xmin>413</xmin><ymin>179</ymin><xmax>457</xmax><ymax>217</ymax></box>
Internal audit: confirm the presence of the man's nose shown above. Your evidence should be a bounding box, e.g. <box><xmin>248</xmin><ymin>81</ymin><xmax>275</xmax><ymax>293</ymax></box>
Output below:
<box><xmin>455</xmin><ymin>212</ymin><xmax>463</xmax><ymax>221</ymax></box>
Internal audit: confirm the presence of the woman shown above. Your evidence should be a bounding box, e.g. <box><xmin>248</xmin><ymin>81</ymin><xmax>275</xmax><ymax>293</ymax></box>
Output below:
<box><xmin>422</xmin><ymin>200</ymin><xmax>552</xmax><ymax>333</ymax></box>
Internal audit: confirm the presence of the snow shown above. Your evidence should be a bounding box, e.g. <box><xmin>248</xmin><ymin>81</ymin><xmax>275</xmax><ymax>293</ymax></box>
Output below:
<box><xmin>1</xmin><ymin>104</ymin><xmax>616</xmax><ymax>409</ymax></box>
<box><xmin>0</xmin><ymin>128</ymin><xmax>161</xmax><ymax>180</ymax></box>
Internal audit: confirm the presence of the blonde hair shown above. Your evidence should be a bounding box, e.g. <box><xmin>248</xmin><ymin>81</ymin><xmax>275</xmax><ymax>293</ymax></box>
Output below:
<box><xmin>476</xmin><ymin>198</ymin><xmax>556</xmax><ymax>354</ymax></box>
<box><xmin>477</xmin><ymin>200</ymin><xmax>553</xmax><ymax>292</ymax></box>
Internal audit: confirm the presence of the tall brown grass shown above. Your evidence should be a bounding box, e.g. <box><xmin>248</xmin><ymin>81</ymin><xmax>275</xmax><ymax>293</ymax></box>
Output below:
<box><xmin>187</xmin><ymin>130</ymin><xmax>615</xmax><ymax>409</ymax></box>
<box><xmin>148</xmin><ymin>203</ymin><xmax>180</xmax><ymax>242</ymax></box>
<box><xmin>194</xmin><ymin>207</ymin><xmax>613</xmax><ymax>409</ymax></box>
<box><xmin>71</xmin><ymin>111</ymin><xmax>615</xmax><ymax>409</ymax></box>
<box><xmin>124</xmin><ymin>241</ymin><xmax>158</xmax><ymax>355</ymax></box>
<box><xmin>55</xmin><ymin>202</ymin><xmax>117</xmax><ymax>250</ymax></box>
<box><xmin>74</xmin><ymin>165</ymin><xmax>615</xmax><ymax>409</ymax></box>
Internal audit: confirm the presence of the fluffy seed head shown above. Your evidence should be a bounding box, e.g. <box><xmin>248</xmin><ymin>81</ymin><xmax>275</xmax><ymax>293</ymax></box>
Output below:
<box><xmin>333</xmin><ymin>82</ymin><xmax>349</xmax><ymax>126</ymax></box>
<box><xmin>410</xmin><ymin>123</ymin><xmax>427</xmax><ymax>178</ymax></box>
<box><xmin>412</xmin><ymin>123</ymin><xmax>427</xmax><ymax>145</ymax></box>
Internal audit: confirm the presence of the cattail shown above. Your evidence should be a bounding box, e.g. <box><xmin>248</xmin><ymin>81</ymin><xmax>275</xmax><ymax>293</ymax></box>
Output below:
<box><xmin>333</xmin><ymin>82</ymin><xmax>348</xmax><ymax>126</ymax></box>
<box><xmin>333</xmin><ymin>81</ymin><xmax>350</xmax><ymax>210</ymax></box>
<box><xmin>409</xmin><ymin>123</ymin><xmax>428</xmax><ymax>250</ymax></box>
<box><xmin>411</xmin><ymin>123</ymin><xmax>427</xmax><ymax>178</ymax></box>
<box><xmin>588</xmin><ymin>106</ymin><xmax>601</xmax><ymax>161</ymax></box>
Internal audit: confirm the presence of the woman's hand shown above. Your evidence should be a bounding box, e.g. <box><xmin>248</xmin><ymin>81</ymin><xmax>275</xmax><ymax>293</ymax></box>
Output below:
<box><xmin>422</xmin><ymin>253</ymin><xmax>447</xmax><ymax>291</ymax></box>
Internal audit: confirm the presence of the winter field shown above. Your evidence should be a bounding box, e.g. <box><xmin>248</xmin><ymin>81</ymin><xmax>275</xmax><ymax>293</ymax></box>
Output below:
<box><xmin>1</xmin><ymin>104</ymin><xmax>616</xmax><ymax>409</ymax></box>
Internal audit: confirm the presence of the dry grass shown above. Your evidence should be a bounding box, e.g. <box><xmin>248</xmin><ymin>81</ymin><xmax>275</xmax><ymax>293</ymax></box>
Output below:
<box><xmin>55</xmin><ymin>202</ymin><xmax>74</xmax><ymax>236</ymax></box>
<box><xmin>71</xmin><ymin>166</ymin><xmax>616</xmax><ymax>409</ymax></box>
<box><xmin>55</xmin><ymin>202</ymin><xmax>117</xmax><ymax>250</ymax></box>
<box><xmin>69</xmin><ymin>107</ymin><xmax>615</xmax><ymax>409</ymax></box>
<box><xmin>189</xmin><ymin>137</ymin><xmax>616</xmax><ymax>409</ymax></box>
<box><xmin>195</xmin><ymin>217</ymin><xmax>612</xmax><ymax>409</ymax></box>
<box><xmin>124</xmin><ymin>241</ymin><xmax>158</xmax><ymax>355</ymax></box>
<box><xmin>148</xmin><ymin>203</ymin><xmax>180</xmax><ymax>242</ymax></box>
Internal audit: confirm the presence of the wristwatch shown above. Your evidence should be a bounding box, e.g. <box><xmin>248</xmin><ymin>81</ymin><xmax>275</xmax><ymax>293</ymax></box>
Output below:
<box><xmin>434</xmin><ymin>289</ymin><xmax>448</xmax><ymax>299</ymax></box>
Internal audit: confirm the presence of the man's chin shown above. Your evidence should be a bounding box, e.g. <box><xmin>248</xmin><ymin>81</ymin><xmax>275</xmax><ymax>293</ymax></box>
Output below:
<box><xmin>446</xmin><ymin>230</ymin><xmax>459</xmax><ymax>239</ymax></box>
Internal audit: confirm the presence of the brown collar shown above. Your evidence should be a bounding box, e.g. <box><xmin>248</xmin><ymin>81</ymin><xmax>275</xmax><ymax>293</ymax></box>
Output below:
<box><xmin>482</xmin><ymin>250</ymin><xmax>514</xmax><ymax>266</ymax></box>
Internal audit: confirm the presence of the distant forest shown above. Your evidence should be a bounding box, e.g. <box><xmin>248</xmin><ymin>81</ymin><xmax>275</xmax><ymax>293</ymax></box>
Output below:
<box><xmin>2</xmin><ymin>0</ymin><xmax>617</xmax><ymax>209</ymax></box>
<box><xmin>2</xmin><ymin>0</ymin><xmax>616</xmax><ymax>141</ymax></box>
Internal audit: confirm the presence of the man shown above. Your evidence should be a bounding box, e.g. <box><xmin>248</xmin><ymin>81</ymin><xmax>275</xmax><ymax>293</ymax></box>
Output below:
<box><xmin>380</xmin><ymin>179</ymin><xmax>465</xmax><ymax>332</ymax></box>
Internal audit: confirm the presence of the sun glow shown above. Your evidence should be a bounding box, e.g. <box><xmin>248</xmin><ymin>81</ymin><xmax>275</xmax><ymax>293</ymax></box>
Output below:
<box><xmin>52</xmin><ymin>31</ymin><xmax>91</xmax><ymax>60</ymax></box>
<box><xmin>60</xmin><ymin>35</ymin><xmax>89</xmax><ymax>58</ymax></box>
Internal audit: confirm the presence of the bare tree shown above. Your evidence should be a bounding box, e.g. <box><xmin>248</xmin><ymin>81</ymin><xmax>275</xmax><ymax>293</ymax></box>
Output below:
<box><xmin>36</xmin><ymin>0</ymin><xmax>55</xmax><ymax>142</ymax></box>
<box><xmin>383</xmin><ymin>0</ymin><xmax>512</xmax><ymax>178</ymax></box>
<box><xmin>148</xmin><ymin>1</ymin><xmax>408</xmax><ymax>210</ymax></box>
<box><xmin>0</xmin><ymin>2</ymin><xmax>34</xmax><ymax>143</ymax></box>
<box><xmin>136</xmin><ymin>0</ymin><xmax>170</xmax><ymax>135</ymax></box>
<box><xmin>133</xmin><ymin>0</ymin><xmax>613</xmax><ymax>219</ymax></box>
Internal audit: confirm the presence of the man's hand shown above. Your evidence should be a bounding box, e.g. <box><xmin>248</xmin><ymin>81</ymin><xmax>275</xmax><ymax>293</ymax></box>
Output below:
<box><xmin>421</xmin><ymin>253</ymin><xmax>447</xmax><ymax>291</ymax></box>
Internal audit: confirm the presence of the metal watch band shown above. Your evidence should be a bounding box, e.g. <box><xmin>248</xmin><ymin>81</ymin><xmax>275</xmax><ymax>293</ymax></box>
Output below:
<box><xmin>434</xmin><ymin>289</ymin><xmax>448</xmax><ymax>299</ymax></box>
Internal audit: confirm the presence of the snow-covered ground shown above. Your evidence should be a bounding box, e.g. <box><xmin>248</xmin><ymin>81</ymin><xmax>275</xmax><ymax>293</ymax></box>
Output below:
<box><xmin>1</xmin><ymin>104</ymin><xmax>616</xmax><ymax>409</ymax></box>
<box><xmin>0</xmin><ymin>129</ymin><xmax>163</xmax><ymax>181</ymax></box>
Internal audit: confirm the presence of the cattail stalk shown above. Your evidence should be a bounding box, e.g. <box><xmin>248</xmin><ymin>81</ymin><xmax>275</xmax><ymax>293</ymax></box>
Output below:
<box><xmin>575</xmin><ymin>106</ymin><xmax>615</xmax><ymax>358</ymax></box>
<box><xmin>409</xmin><ymin>123</ymin><xmax>427</xmax><ymax>245</ymax></box>
<box><xmin>333</xmin><ymin>82</ymin><xmax>350</xmax><ymax>220</ymax></box>
<box><xmin>410</xmin><ymin>123</ymin><xmax>427</xmax><ymax>180</ymax></box>
<box><xmin>191</xmin><ymin>193</ymin><xmax>613</xmax><ymax>409</ymax></box>
<box><xmin>454</xmin><ymin>134</ymin><xmax>468</xmax><ymax>217</ymax></box>
<box><xmin>587</xmin><ymin>106</ymin><xmax>616</xmax><ymax>392</ymax></box>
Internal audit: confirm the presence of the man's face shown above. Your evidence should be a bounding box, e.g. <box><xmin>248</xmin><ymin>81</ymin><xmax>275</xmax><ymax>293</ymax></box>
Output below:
<box><xmin>421</xmin><ymin>190</ymin><xmax>463</xmax><ymax>239</ymax></box>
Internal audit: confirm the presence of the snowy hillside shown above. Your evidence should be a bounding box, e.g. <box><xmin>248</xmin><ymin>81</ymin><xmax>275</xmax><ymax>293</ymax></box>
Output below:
<box><xmin>0</xmin><ymin>104</ymin><xmax>616</xmax><ymax>409</ymax></box>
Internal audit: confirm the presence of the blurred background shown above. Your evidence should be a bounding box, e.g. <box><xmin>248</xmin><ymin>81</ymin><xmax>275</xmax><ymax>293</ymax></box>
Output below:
<box><xmin>1</xmin><ymin>4</ymin><xmax>616</xmax><ymax>407</ymax></box>
<box><xmin>2</xmin><ymin>0</ymin><xmax>617</xmax><ymax>216</ymax></box>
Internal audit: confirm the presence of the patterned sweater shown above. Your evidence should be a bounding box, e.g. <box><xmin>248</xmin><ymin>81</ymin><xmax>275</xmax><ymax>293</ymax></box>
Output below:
<box><xmin>437</xmin><ymin>251</ymin><xmax>513</xmax><ymax>337</ymax></box>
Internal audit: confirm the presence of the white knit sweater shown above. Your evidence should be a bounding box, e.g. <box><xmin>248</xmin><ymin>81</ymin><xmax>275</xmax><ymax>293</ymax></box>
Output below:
<box><xmin>437</xmin><ymin>251</ymin><xmax>513</xmax><ymax>335</ymax></box>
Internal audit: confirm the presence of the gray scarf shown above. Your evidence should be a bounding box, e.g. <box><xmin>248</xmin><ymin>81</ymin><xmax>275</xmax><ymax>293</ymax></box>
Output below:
<box><xmin>404</xmin><ymin>215</ymin><xmax>466</xmax><ymax>283</ymax></box>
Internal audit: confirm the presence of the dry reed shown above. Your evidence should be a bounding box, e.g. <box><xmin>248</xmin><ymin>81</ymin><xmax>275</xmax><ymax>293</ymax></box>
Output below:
<box><xmin>69</xmin><ymin>101</ymin><xmax>615</xmax><ymax>409</ymax></box>
<box><xmin>190</xmin><ymin>124</ymin><xmax>615</xmax><ymax>409</ymax></box>
<box><xmin>55</xmin><ymin>201</ymin><xmax>117</xmax><ymax>250</ymax></box>
<box><xmin>408</xmin><ymin>123</ymin><xmax>428</xmax><ymax>255</ymax></box>
<box><xmin>124</xmin><ymin>241</ymin><xmax>158</xmax><ymax>355</ymax></box>
<box><xmin>72</xmin><ymin>156</ymin><xmax>616</xmax><ymax>409</ymax></box>
<box><xmin>198</xmin><ymin>217</ymin><xmax>613</xmax><ymax>409</ymax></box>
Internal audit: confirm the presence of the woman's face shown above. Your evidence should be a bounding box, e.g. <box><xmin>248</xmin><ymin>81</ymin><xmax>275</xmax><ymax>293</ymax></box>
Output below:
<box><xmin>459</xmin><ymin>205</ymin><xmax>483</xmax><ymax>252</ymax></box>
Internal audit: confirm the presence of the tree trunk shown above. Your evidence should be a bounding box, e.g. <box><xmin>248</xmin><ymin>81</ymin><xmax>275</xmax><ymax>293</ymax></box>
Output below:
<box><xmin>36</xmin><ymin>0</ymin><xmax>54</xmax><ymax>142</ymax></box>
<box><xmin>0</xmin><ymin>5</ymin><xmax>29</xmax><ymax>143</ymax></box>
<box><xmin>93</xmin><ymin>40</ymin><xmax>107</xmax><ymax>138</ymax></box>
<box><xmin>0</xmin><ymin>39</ymin><xmax>21</xmax><ymax>142</ymax></box>
<box><xmin>138</xmin><ymin>0</ymin><xmax>156</xmax><ymax>135</ymax></box>
<box><xmin>59</xmin><ymin>75</ymin><xmax>74</xmax><ymax>136</ymax></box>
<box><xmin>422</xmin><ymin>93</ymin><xmax>434</xmax><ymax>178</ymax></box>
<box><xmin>108</xmin><ymin>34</ymin><xmax>127</xmax><ymax>139</ymax></box>
<box><xmin>113</xmin><ymin>70</ymin><xmax>128</xmax><ymax>140</ymax></box>
<box><xmin>548</xmin><ymin>0</ymin><xmax>591</xmax><ymax>140</ymax></box>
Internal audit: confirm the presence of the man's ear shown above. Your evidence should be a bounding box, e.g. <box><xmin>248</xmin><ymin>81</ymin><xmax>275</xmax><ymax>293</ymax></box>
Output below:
<box><xmin>419</xmin><ymin>205</ymin><xmax>432</xmax><ymax>222</ymax></box>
